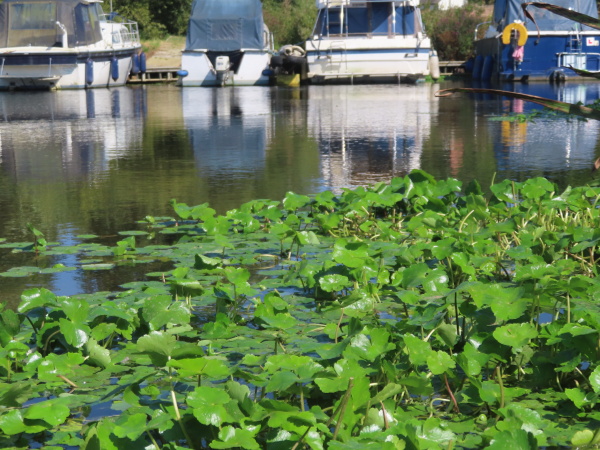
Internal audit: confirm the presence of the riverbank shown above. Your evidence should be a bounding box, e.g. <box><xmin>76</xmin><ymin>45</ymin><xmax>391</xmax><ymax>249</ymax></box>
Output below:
<box><xmin>143</xmin><ymin>35</ymin><xmax>185</xmax><ymax>68</ymax></box>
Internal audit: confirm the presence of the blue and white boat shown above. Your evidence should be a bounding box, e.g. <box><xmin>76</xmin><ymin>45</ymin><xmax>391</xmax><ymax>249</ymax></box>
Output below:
<box><xmin>179</xmin><ymin>0</ymin><xmax>274</xmax><ymax>87</ymax></box>
<box><xmin>0</xmin><ymin>0</ymin><xmax>142</xmax><ymax>90</ymax></box>
<box><xmin>305</xmin><ymin>0</ymin><xmax>438</xmax><ymax>84</ymax></box>
<box><xmin>473</xmin><ymin>0</ymin><xmax>600</xmax><ymax>82</ymax></box>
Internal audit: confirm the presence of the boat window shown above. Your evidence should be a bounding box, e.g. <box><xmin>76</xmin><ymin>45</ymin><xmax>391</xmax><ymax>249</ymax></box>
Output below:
<box><xmin>395</xmin><ymin>5</ymin><xmax>415</xmax><ymax>35</ymax></box>
<box><xmin>347</xmin><ymin>8</ymin><xmax>369</xmax><ymax>34</ymax></box>
<box><xmin>370</xmin><ymin>3</ymin><xmax>389</xmax><ymax>35</ymax></box>
<box><xmin>7</xmin><ymin>2</ymin><xmax>58</xmax><ymax>47</ymax></box>
<box><xmin>74</xmin><ymin>4</ymin><xmax>102</xmax><ymax>46</ymax></box>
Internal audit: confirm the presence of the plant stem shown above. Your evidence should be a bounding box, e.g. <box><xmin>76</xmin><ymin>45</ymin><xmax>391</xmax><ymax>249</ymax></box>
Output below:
<box><xmin>332</xmin><ymin>377</ymin><xmax>354</xmax><ymax>441</ymax></box>
<box><xmin>495</xmin><ymin>366</ymin><xmax>505</xmax><ymax>409</ymax></box>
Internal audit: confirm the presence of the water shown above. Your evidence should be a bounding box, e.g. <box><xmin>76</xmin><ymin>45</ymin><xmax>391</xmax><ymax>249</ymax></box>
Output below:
<box><xmin>2</xmin><ymin>81</ymin><xmax>600</xmax><ymax>306</ymax></box>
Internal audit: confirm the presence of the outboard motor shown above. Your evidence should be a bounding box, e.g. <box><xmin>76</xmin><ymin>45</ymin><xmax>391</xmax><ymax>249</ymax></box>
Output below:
<box><xmin>215</xmin><ymin>56</ymin><xmax>230</xmax><ymax>86</ymax></box>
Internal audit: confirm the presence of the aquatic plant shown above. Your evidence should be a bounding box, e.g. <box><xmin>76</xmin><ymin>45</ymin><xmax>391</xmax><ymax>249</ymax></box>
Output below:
<box><xmin>2</xmin><ymin>173</ymin><xmax>600</xmax><ymax>448</ymax></box>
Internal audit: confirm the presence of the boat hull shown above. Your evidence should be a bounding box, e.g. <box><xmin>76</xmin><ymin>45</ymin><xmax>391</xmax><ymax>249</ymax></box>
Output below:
<box><xmin>306</xmin><ymin>42</ymin><xmax>430</xmax><ymax>83</ymax></box>
<box><xmin>0</xmin><ymin>48</ymin><xmax>139</xmax><ymax>90</ymax></box>
<box><xmin>305</xmin><ymin>37</ymin><xmax>432</xmax><ymax>84</ymax></box>
<box><xmin>474</xmin><ymin>33</ymin><xmax>600</xmax><ymax>82</ymax></box>
<box><xmin>180</xmin><ymin>51</ymin><xmax>271</xmax><ymax>87</ymax></box>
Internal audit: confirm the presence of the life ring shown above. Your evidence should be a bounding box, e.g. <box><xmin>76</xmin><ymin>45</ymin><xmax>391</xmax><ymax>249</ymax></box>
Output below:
<box><xmin>502</xmin><ymin>22</ymin><xmax>528</xmax><ymax>46</ymax></box>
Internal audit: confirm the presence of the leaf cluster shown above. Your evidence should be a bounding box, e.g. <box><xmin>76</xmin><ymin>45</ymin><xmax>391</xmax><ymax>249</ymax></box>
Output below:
<box><xmin>2</xmin><ymin>171</ymin><xmax>600</xmax><ymax>448</ymax></box>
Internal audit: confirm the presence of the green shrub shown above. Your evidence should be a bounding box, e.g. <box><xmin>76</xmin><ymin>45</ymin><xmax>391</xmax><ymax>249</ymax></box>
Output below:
<box><xmin>422</xmin><ymin>3</ymin><xmax>490</xmax><ymax>61</ymax></box>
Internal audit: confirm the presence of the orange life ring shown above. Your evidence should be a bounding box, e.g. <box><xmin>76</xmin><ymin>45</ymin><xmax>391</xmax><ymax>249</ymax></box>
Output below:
<box><xmin>502</xmin><ymin>22</ymin><xmax>528</xmax><ymax>46</ymax></box>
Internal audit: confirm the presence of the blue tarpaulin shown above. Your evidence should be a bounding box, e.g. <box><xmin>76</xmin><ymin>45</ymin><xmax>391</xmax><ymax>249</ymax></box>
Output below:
<box><xmin>185</xmin><ymin>0</ymin><xmax>265</xmax><ymax>51</ymax></box>
<box><xmin>492</xmin><ymin>0</ymin><xmax>598</xmax><ymax>32</ymax></box>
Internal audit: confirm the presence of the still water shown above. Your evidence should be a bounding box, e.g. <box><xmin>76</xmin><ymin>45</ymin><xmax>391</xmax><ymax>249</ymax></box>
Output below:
<box><xmin>1</xmin><ymin>81</ymin><xmax>600</xmax><ymax>305</ymax></box>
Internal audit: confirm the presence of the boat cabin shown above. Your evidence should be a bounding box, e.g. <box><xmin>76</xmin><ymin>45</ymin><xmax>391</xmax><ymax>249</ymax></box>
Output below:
<box><xmin>312</xmin><ymin>0</ymin><xmax>424</xmax><ymax>39</ymax></box>
<box><xmin>0</xmin><ymin>0</ymin><xmax>110</xmax><ymax>49</ymax></box>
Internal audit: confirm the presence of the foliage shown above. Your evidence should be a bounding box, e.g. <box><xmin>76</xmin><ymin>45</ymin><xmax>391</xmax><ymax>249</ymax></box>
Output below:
<box><xmin>3</xmin><ymin>173</ymin><xmax>600</xmax><ymax>447</ymax></box>
<box><xmin>111</xmin><ymin>0</ymin><xmax>192</xmax><ymax>39</ymax></box>
<box><xmin>263</xmin><ymin>0</ymin><xmax>318</xmax><ymax>48</ymax></box>
<box><xmin>422</xmin><ymin>3</ymin><xmax>490</xmax><ymax>61</ymax></box>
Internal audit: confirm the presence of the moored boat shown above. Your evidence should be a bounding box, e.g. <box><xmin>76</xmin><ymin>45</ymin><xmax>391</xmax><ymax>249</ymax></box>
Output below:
<box><xmin>179</xmin><ymin>0</ymin><xmax>274</xmax><ymax>87</ymax></box>
<box><xmin>304</xmin><ymin>0</ymin><xmax>438</xmax><ymax>84</ymax></box>
<box><xmin>0</xmin><ymin>0</ymin><xmax>142</xmax><ymax>90</ymax></box>
<box><xmin>472</xmin><ymin>0</ymin><xmax>600</xmax><ymax>82</ymax></box>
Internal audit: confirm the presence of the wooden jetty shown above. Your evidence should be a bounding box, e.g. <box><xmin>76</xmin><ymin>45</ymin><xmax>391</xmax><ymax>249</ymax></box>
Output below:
<box><xmin>127</xmin><ymin>61</ymin><xmax>465</xmax><ymax>85</ymax></box>
<box><xmin>128</xmin><ymin>67</ymin><xmax>180</xmax><ymax>84</ymax></box>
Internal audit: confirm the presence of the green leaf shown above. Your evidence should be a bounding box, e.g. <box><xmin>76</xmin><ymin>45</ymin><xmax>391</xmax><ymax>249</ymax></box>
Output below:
<box><xmin>427</xmin><ymin>350</ymin><xmax>456</xmax><ymax>375</ymax></box>
<box><xmin>137</xmin><ymin>331</ymin><xmax>177</xmax><ymax>367</ymax></box>
<box><xmin>24</xmin><ymin>399</ymin><xmax>70</xmax><ymax>427</ymax></box>
<box><xmin>187</xmin><ymin>386</ymin><xmax>233</xmax><ymax>427</ymax></box>
<box><xmin>210</xmin><ymin>425</ymin><xmax>260</xmax><ymax>449</ymax></box>
<box><xmin>168</xmin><ymin>357</ymin><xmax>230</xmax><ymax>379</ymax></box>
<box><xmin>571</xmin><ymin>429</ymin><xmax>595</xmax><ymax>446</ymax></box>
<box><xmin>112</xmin><ymin>413</ymin><xmax>148</xmax><ymax>441</ymax></box>
<box><xmin>493</xmin><ymin>323</ymin><xmax>538</xmax><ymax>349</ymax></box>
<box><xmin>486</xmin><ymin>428</ymin><xmax>537</xmax><ymax>450</ymax></box>
<box><xmin>590</xmin><ymin>366</ymin><xmax>600</xmax><ymax>394</ymax></box>
<box><xmin>18</xmin><ymin>288</ymin><xmax>56</xmax><ymax>312</ymax></box>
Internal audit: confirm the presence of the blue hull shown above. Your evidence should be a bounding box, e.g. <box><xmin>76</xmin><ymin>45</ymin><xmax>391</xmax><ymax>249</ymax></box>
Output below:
<box><xmin>474</xmin><ymin>34</ymin><xmax>600</xmax><ymax>81</ymax></box>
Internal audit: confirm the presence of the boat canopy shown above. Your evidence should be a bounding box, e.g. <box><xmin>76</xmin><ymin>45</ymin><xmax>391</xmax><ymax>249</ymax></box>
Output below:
<box><xmin>492</xmin><ymin>0</ymin><xmax>598</xmax><ymax>32</ymax></box>
<box><xmin>185</xmin><ymin>0</ymin><xmax>265</xmax><ymax>51</ymax></box>
<box><xmin>0</xmin><ymin>0</ymin><xmax>104</xmax><ymax>48</ymax></box>
<box><xmin>313</xmin><ymin>2</ymin><xmax>421</xmax><ymax>37</ymax></box>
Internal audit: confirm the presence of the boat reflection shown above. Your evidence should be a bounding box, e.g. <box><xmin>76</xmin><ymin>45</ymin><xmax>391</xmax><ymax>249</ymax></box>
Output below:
<box><xmin>0</xmin><ymin>87</ymin><xmax>146</xmax><ymax>181</ymax></box>
<box><xmin>306</xmin><ymin>84</ymin><xmax>439</xmax><ymax>191</ymax></box>
<box><xmin>492</xmin><ymin>83</ymin><xmax>600</xmax><ymax>174</ymax></box>
<box><xmin>182</xmin><ymin>87</ymin><xmax>271</xmax><ymax>177</ymax></box>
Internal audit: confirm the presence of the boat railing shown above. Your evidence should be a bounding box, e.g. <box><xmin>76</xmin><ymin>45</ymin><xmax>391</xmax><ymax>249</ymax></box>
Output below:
<box><xmin>474</xmin><ymin>21</ymin><xmax>492</xmax><ymax>40</ymax></box>
<box><xmin>315</xmin><ymin>0</ymin><xmax>420</xmax><ymax>7</ymax></box>
<box><xmin>101</xmin><ymin>13</ymin><xmax>141</xmax><ymax>46</ymax></box>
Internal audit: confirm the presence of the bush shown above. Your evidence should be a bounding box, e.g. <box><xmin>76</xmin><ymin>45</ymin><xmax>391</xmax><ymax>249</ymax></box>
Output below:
<box><xmin>263</xmin><ymin>0</ymin><xmax>318</xmax><ymax>48</ymax></box>
<box><xmin>421</xmin><ymin>3</ymin><xmax>490</xmax><ymax>61</ymax></box>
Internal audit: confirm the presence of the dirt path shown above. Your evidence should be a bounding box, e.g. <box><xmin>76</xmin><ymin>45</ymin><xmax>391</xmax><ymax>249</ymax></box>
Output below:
<box><xmin>145</xmin><ymin>36</ymin><xmax>185</xmax><ymax>69</ymax></box>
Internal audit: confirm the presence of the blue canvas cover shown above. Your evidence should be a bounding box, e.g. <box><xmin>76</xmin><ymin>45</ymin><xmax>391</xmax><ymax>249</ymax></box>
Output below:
<box><xmin>493</xmin><ymin>0</ymin><xmax>598</xmax><ymax>32</ymax></box>
<box><xmin>185</xmin><ymin>0</ymin><xmax>265</xmax><ymax>51</ymax></box>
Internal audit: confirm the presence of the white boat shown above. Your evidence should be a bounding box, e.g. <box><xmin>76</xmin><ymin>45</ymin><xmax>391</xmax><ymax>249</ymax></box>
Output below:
<box><xmin>0</xmin><ymin>0</ymin><xmax>142</xmax><ymax>90</ymax></box>
<box><xmin>305</xmin><ymin>0</ymin><xmax>438</xmax><ymax>84</ymax></box>
<box><xmin>179</xmin><ymin>0</ymin><xmax>274</xmax><ymax>87</ymax></box>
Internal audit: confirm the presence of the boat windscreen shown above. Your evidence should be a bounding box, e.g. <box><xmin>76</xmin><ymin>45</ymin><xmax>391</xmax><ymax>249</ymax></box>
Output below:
<box><xmin>0</xmin><ymin>0</ymin><xmax>103</xmax><ymax>48</ymax></box>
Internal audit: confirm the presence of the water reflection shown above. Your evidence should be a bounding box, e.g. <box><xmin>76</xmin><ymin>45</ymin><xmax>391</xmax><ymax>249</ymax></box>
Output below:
<box><xmin>306</xmin><ymin>85</ymin><xmax>439</xmax><ymax>190</ymax></box>
<box><xmin>0</xmin><ymin>82</ymin><xmax>600</xmax><ymax>308</ymax></box>
<box><xmin>0</xmin><ymin>88</ymin><xmax>145</xmax><ymax>183</ymax></box>
<box><xmin>184</xmin><ymin>88</ymin><xmax>271</xmax><ymax>176</ymax></box>
<box><xmin>487</xmin><ymin>83</ymin><xmax>600</xmax><ymax>176</ymax></box>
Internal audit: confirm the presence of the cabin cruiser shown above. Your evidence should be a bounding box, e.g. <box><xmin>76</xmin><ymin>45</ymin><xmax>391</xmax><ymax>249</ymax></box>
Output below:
<box><xmin>304</xmin><ymin>0</ymin><xmax>438</xmax><ymax>84</ymax></box>
<box><xmin>179</xmin><ymin>0</ymin><xmax>274</xmax><ymax>87</ymax></box>
<box><xmin>0</xmin><ymin>0</ymin><xmax>142</xmax><ymax>90</ymax></box>
<box><xmin>472</xmin><ymin>0</ymin><xmax>600</xmax><ymax>82</ymax></box>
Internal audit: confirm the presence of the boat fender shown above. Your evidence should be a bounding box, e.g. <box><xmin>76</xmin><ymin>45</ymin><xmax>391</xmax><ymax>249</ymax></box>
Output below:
<box><xmin>502</xmin><ymin>22</ymin><xmax>528</xmax><ymax>46</ymax></box>
<box><xmin>85</xmin><ymin>58</ymin><xmax>94</xmax><ymax>85</ymax></box>
<box><xmin>131</xmin><ymin>53</ymin><xmax>140</xmax><ymax>75</ymax></box>
<box><xmin>111</xmin><ymin>57</ymin><xmax>119</xmax><ymax>82</ymax></box>
<box><xmin>177</xmin><ymin>70</ymin><xmax>189</xmax><ymax>77</ymax></box>
<box><xmin>280</xmin><ymin>45</ymin><xmax>306</xmax><ymax>57</ymax></box>
<box><xmin>429</xmin><ymin>50</ymin><xmax>440</xmax><ymax>81</ymax></box>
<box><xmin>140</xmin><ymin>52</ymin><xmax>147</xmax><ymax>73</ymax></box>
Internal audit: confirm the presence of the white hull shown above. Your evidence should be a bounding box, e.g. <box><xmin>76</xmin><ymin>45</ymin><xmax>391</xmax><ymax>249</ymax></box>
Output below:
<box><xmin>180</xmin><ymin>51</ymin><xmax>271</xmax><ymax>87</ymax></box>
<box><xmin>0</xmin><ymin>49</ymin><xmax>138</xmax><ymax>90</ymax></box>
<box><xmin>306</xmin><ymin>36</ymin><xmax>431</xmax><ymax>83</ymax></box>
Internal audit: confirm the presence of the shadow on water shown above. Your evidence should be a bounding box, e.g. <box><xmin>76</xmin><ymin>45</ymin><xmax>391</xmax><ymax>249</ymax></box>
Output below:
<box><xmin>1</xmin><ymin>81</ymin><xmax>600</xmax><ymax>306</ymax></box>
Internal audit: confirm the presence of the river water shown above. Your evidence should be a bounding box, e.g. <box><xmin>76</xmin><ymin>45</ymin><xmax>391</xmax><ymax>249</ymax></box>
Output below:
<box><xmin>1</xmin><ymin>81</ymin><xmax>600</xmax><ymax>306</ymax></box>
